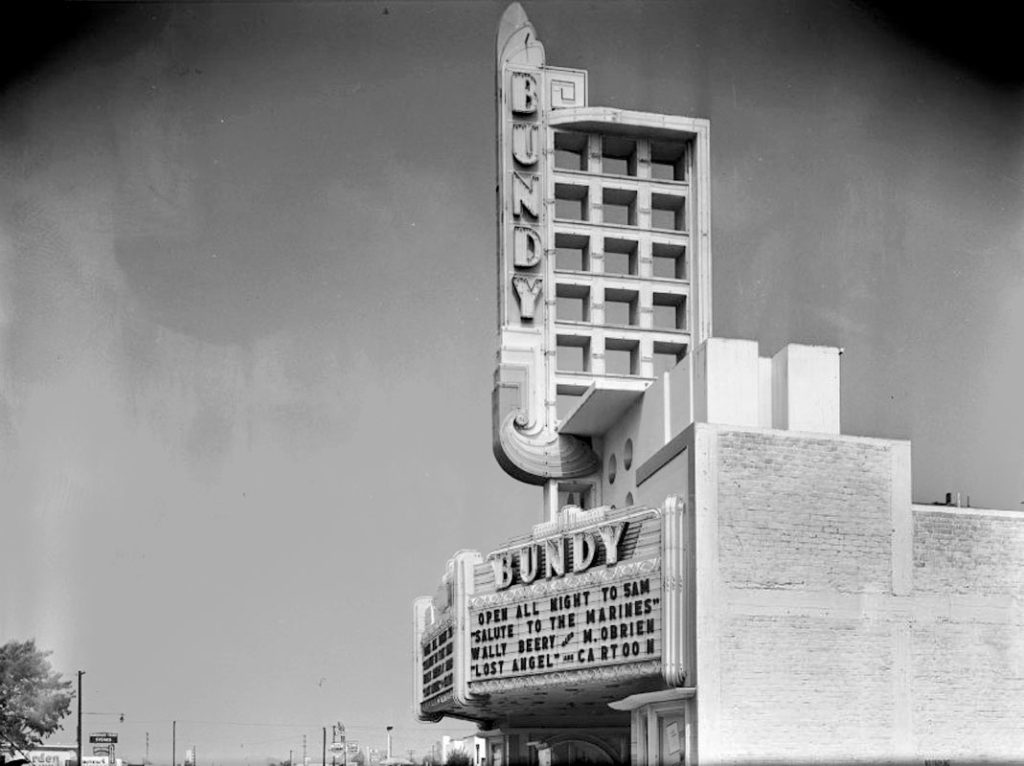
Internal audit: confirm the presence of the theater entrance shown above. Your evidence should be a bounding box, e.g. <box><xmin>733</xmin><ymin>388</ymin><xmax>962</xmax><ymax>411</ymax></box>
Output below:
<box><xmin>609</xmin><ymin>688</ymin><xmax>694</xmax><ymax>765</ymax></box>
<box><xmin>546</xmin><ymin>737</ymin><xmax>620</xmax><ymax>765</ymax></box>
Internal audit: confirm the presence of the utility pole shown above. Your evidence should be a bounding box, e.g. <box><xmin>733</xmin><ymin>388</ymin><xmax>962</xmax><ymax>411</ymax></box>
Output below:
<box><xmin>289</xmin><ymin>750</ymin><xmax>293</xmax><ymax>766</ymax></box>
<box><xmin>385</xmin><ymin>727</ymin><xmax>393</xmax><ymax>760</ymax></box>
<box><xmin>302</xmin><ymin>735</ymin><xmax>306</xmax><ymax>766</ymax></box>
<box><xmin>146</xmin><ymin>732</ymin><xmax>150</xmax><ymax>766</ymax></box>
<box><xmin>172</xmin><ymin>721</ymin><xmax>177</xmax><ymax>766</ymax></box>
<box><xmin>76</xmin><ymin>672</ymin><xmax>84</xmax><ymax>766</ymax></box>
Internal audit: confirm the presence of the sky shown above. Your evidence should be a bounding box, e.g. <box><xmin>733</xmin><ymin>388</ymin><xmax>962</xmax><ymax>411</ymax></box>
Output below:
<box><xmin>1</xmin><ymin>1</ymin><xmax>1022</xmax><ymax>764</ymax></box>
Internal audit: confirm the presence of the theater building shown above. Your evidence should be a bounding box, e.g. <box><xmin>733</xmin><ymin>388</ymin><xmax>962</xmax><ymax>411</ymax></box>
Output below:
<box><xmin>413</xmin><ymin>5</ymin><xmax>1024</xmax><ymax>764</ymax></box>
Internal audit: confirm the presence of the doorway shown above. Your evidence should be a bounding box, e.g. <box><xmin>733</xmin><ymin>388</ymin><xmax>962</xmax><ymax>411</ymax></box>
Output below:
<box><xmin>549</xmin><ymin>739</ymin><xmax>618</xmax><ymax>765</ymax></box>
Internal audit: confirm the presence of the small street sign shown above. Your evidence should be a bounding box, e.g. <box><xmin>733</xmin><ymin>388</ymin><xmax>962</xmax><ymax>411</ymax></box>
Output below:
<box><xmin>89</xmin><ymin>734</ymin><xmax>118</xmax><ymax>744</ymax></box>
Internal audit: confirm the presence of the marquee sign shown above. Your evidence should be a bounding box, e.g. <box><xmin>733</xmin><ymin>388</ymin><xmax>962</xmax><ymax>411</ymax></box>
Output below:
<box><xmin>468</xmin><ymin>565</ymin><xmax>661</xmax><ymax>682</ymax></box>
<box><xmin>420</xmin><ymin>621</ymin><xmax>455</xmax><ymax>701</ymax></box>
<box><xmin>414</xmin><ymin>551</ymin><xmax>481</xmax><ymax>716</ymax></box>
<box><xmin>414</xmin><ymin>497</ymin><xmax>689</xmax><ymax>722</ymax></box>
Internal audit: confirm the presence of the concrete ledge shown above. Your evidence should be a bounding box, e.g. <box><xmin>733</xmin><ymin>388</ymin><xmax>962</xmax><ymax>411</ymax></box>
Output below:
<box><xmin>608</xmin><ymin>687</ymin><xmax>696</xmax><ymax>711</ymax></box>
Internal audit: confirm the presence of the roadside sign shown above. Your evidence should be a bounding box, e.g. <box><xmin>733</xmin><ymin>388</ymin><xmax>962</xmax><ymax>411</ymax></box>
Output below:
<box><xmin>89</xmin><ymin>735</ymin><xmax>117</xmax><ymax>745</ymax></box>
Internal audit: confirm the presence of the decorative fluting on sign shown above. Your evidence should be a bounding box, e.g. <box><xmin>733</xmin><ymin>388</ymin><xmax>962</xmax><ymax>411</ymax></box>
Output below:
<box><xmin>451</xmin><ymin>551</ymin><xmax>483</xmax><ymax>707</ymax></box>
<box><xmin>471</xmin><ymin>660</ymin><xmax>662</xmax><ymax>694</ymax></box>
<box><xmin>660</xmin><ymin>494</ymin><xmax>688</xmax><ymax>687</ymax></box>
<box><xmin>496</xmin><ymin>3</ymin><xmax>542</xmax><ymax>70</ymax></box>
<box><xmin>494</xmin><ymin>409</ymin><xmax>601</xmax><ymax>485</ymax></box>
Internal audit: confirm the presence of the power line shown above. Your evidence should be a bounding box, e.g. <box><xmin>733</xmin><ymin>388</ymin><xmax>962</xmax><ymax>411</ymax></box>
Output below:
<box><xmin>102</xmin><ymin>719</ymin><xmax>404</xmax><ymax>732</ymax></box>
<box><xmin>100</xmin><ymin>719</ymin><xmax>321</xmax><ymax>728</ymax></box>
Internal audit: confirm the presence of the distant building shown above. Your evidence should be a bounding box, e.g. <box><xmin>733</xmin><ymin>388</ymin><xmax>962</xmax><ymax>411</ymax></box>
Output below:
<box><xmin>413</xmin><ymin>4</ymin><xmax>1024</xmax><ymax>764</ymax></box>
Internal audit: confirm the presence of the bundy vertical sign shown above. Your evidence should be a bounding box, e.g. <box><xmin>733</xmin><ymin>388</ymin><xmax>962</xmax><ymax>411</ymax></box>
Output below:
<box><xmin>491</xmin><ymin>4</ymin><xmax>712</xmax><ymax>520</ymax></box>
<box><xmin>492</xmin><ymin>5</ymin><xmax>600</xmax><ymax>492</ymax></box>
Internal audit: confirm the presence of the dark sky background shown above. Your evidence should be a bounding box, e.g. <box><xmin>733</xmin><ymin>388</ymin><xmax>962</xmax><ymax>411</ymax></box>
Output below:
<box><xmin>1</xmin><ymin>1</ymin><xmax>1021</xmax><ymax>763</ymax></box>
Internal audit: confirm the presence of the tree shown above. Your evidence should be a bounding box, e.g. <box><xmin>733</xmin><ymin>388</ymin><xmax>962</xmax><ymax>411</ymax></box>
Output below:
<box><xmin>0</xmin><ymin>640</ymin><xmax>74</xmax><ymax>753</ymax></box>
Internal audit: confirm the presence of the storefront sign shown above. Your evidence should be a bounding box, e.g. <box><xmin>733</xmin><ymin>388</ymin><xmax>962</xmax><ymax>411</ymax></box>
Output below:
<box><xmin>25</xmin><ymin>751</ymin><xmax>74</xmax><ymax>766</ymax></box>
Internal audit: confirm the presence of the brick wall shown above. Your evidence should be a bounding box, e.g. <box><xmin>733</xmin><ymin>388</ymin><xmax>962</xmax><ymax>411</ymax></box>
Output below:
<box><xmin>912</xmin><ymin>621</ymin><xmax>1024</xmax><ymax>757</ymax></box>
<box><xmin>718</xmin><ymin>615</ymin><xmax>894</xmax><ymax>759</ymax></box>
<box><xmin>914</xmin><ymin>509</ymin><xmax>1024</xmax><ymax>596</ymax></box>
<box><xmin>694</xmin><ymin>424</ymin><xmax>1024</xmax><ymax>764</ymax></box>
<box><xmin>716</xmin><ymin>429</ymin><xmax>892</xmax><ymax>593</ymax></box>
<box><xmin>911</xmin><ymin>508</ymin><xmax>1024</xmax><ymax>757</ymax></box>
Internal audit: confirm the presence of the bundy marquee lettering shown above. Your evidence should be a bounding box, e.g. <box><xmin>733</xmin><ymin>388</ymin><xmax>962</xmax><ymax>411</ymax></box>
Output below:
<box><xmin>464</xmin><ymin>507</ymin><xmax>664</xmax><ymax>686</ymax></box>
<box><xmin>490</xmin><ymin>522</ymin><xmax>627</xmax><ymax>591</ymax></box>
<box><xmin>506</xmin><ymin>68</ymin><xmax>544</xmax><ymax>322</ymax></box>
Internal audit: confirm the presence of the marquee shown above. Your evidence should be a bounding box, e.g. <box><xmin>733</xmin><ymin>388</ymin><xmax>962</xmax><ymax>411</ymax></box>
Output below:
<box><xmin>414</xmin><ymin>497</ymin><xmax>689</xmax><ymax>723</ymax></box>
